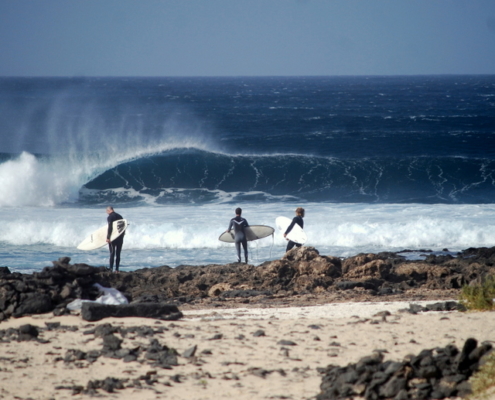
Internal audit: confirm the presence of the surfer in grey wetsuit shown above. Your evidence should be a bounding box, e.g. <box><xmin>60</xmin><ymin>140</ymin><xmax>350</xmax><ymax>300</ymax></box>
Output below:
<box><xmin>106</xmin><ymin>206</ymin><xmax>125</xmax><ymax>272</ymax></box>
<box><xmin>227</xmin><ymin>207</ymin><xmax>249</xmax><ymax>263</ymax></box>
<box><xmin>284</xmin><ymin>207</ymin><xmax>305</xmax><ymax>252</ymax></box>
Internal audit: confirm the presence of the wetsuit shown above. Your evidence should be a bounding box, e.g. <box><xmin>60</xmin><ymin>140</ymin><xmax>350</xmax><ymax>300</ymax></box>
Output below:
<box><xmin>107</xmin><ymin>211</ymin><xmax>125</xmax><ymax>271</ymax></box>
<box><xmin>285</xmin><ymin>215</ymin><xmax>303</xmax><ymax>252</ymax></box>
<box><xmin>228</xmin><ymin>216</ymin><xmax>249</xmax><ymax>263</ymax></box>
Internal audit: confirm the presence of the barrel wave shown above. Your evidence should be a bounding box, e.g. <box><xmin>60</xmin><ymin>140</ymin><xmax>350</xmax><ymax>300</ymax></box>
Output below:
<box><xmin>81</xmin><ymin>149</ymin><xmax>495</xmax><ymax>204</ymax></box>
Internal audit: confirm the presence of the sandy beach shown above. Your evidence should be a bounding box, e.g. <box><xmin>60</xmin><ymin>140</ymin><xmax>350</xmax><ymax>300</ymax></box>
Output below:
<box><xmin>1</xmin><ymin>300</ymin><xmax>494</xmax><ymax>400</ymax></box>
<box><xmin>2</xmin><ymin>246</ymin><xmax>495</xmax><ymax>399</ymax></box>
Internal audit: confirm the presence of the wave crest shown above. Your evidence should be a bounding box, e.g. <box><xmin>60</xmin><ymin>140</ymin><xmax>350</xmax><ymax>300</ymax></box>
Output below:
<box><xmin>81</xmin><ymin>149</ymin><xmax>495</xmax><ymax>204</ymax></box>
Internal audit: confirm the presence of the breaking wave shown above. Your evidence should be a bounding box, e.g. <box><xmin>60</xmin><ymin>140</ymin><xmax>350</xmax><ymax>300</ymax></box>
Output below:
<box><xmin>80</xmin><ymin>148</ymin><xmax>495</xmax><ymax>204</ymax></box>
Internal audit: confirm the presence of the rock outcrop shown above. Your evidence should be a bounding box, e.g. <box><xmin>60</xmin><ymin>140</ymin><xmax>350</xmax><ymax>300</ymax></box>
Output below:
<box><xmin>1</xmin><ymin>246</ymin><xmax>495</xmax><ymax>319</ymax></box>
<box><xmin>0</xmin><ymin>258</ymin><xmax>109</xmax><ymax>320</ymax></box>
<box><xmin>317</xmin><ymin>338</ymin><xmax>493</xmax><ymax>399</ymax></box>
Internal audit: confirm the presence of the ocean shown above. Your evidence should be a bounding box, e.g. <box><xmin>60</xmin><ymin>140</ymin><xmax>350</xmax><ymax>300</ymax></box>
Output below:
<box><xmin>1</xmin><ymin>76</ymin><xmax>494</xmax><ymax>273</ymax></box>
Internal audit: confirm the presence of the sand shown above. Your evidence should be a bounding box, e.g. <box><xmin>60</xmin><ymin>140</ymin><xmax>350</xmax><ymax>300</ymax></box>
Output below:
<box><xmin>1</xmin><ymin>301</ymin><xmax>494</xmax><ymax>400</ymax></box>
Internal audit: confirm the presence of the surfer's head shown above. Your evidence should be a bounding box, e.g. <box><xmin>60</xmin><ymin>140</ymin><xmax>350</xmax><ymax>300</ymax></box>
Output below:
<box><xmin>295</xmin><ymin>207</ymin><xmax>305</xmax><ymax>218</ymax></box>
<box><xmin>235</xmin><ymin>207</ymin><xmax>242</xmax><ymax>216</ymax></box>
<box><xmin>106</xmin><ymin>206</ymin><xmax>114</xmax><ymax>214</ymax></box>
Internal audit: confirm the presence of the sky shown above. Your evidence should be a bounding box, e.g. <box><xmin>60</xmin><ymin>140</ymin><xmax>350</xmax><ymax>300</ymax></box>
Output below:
<box><xmin>1</xmin><ymin>0</ymin><xmax>495</xmax><ymax>77</ymax></box>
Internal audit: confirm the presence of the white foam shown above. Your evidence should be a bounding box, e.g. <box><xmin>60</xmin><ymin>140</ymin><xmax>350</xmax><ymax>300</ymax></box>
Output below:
<box><xmin>0</xmin><ymin>152</ymin><xmax>81</xmax><ymax>207</ymax></box>
<box><xmin>306</xmin><ymin>203</ymin><xmax>495</xmax><ymax>254</ymax></box>
<box><xmin>0</xmin><ymin>92</ymin><xmax>219</xmax><ymax>207</ymax></box>
<box><xmin>0</xmin><ymin>142</ymin><xmax>217</xmax><ymax>208</ymax></box>
<box><xmin>1</xmin><ymin>203</ymin><xmax>495</xmax><ymax>271</ymax></box>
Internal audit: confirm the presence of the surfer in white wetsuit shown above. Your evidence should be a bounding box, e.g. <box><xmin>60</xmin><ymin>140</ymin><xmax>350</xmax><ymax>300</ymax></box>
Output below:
<box><xmin>284</xmin><ymin>207</ymin><xmax>305</xmax><ymax>252</ymax></box>
<box><xmin>227</xmin><ymin>207</ymin><xmax>249</xmax><ymax>263</ymax></box>
<box><xmin>106</xmin><ymin>206</ymin><xmax>125</xmax><ymax>272</ymax></box>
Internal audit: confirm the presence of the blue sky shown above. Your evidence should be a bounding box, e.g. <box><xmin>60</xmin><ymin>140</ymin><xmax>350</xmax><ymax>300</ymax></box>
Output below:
<box><xmin>1</xmin><ymin>0</ymin><xmax>495</xmax><ymax>76</ymax></box>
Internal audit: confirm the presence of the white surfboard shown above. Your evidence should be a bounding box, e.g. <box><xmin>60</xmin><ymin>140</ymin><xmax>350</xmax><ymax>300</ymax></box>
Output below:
<box><xmin>77</xmin><ymin>219</ymin><xmax>128</xmax><ymax>251</ymax></box>
<box><xmin>219</xmin><ymin>225</ymin><xmax>274</xmax><ymax>243</ymax></box>
<box><xmin>276</xmin><ymin>216</ymin><xmax>307</xmax><ymax>245</ymax></box>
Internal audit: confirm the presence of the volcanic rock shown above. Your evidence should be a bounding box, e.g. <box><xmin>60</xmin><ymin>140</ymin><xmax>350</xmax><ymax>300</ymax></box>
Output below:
<box><xmin>18</xmin><ymin>324</ymin><xmax>39</xmax><ymax>341</ymax></box>
<box><xmin>3</xmin><ymin>246</ymin><xmax>495</xmax><ymax>320</ymax></box>
<box><xmin>13</xmin><ymin>293</ymin><xmax>53</xmax><ymax>318</ymax></box>
<box><xmin>80</xmin><ymin>302</ymin><xmax>183</xmax><ymax>322</ymax></box>
<box><xmin>145</xmin><ymin>338</ymin><xmax>179</xmax><ymax>368</ymax></box>
<box><xmin>317</xmin><ymin>338</ymin><xmax>493</xmax><ymax>400</ymax></box>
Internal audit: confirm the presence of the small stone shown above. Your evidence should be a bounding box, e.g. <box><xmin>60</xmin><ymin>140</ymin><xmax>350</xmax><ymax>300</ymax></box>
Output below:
<box><xmin>182</xmin><ymin>345</ymin><xmax>197</xmax><ymax>358</ymax></box>
<box><xmin>45</xmin><ymin>322</ymin><xmax>61</xmax><ymax>330</ymax></box>
<box><xmin>277</xmin><ymin>340</ymin><xmax>297</xmax><ymax>346</ymax></box>
<box><xmin>102</xmin><ymin>334</ymin><xmax>122</xmax><ymax>351</ymax></box>
<box><xmin>207</xmin><ymin>333</ymin><xmax>222</xmax><ymax>340</ymax></box>
<box><xmin>18</xmin><ymin>324</ymin><xmax>39</xmax><ymax>341</ymax></box>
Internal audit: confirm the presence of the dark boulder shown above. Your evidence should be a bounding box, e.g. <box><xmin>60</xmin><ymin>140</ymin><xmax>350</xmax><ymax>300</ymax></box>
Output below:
<box><xmin>80</xmin><ymin>302</ymin><xmax>183</xmax><ymax>322</ymax></box>
<box><xmin>18</xmin><ymin>324</ymin><xmax>39</xmax><ymax>341</ymax></box>
<box><xmin>13</xmin><ymin>293</ymin><xmax>53</xmax><ymax>317</ymax></box>
<box><xmin>0</xmin><ymin>257</ymin><xmax>117</xmax><ymax>320</ymax></box>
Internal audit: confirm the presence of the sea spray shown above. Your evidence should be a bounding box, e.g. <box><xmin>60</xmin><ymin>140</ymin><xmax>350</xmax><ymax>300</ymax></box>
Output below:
<box><xmin>0</xmin><ymin>79</ymin><xmax>218</xmax><ymax>207</ymax></box>
<box><xmin>0</xmin><ymin>139</ymin><xmax>217</xmax><ymax>208</ymax></box>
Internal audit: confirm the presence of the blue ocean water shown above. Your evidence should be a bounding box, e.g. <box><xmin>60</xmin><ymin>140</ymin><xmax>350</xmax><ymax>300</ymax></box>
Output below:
<box><xmin>1</xmin><ymin>76</ymin><xmax>494</xmax><ymax>272</ymax></box>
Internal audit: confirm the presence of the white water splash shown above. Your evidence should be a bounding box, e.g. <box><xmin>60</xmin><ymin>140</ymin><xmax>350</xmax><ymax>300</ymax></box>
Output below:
<box><xmin>1</xmin><ymin>203</ymin><xmax>495</xmax><ymax>272</ymax></box>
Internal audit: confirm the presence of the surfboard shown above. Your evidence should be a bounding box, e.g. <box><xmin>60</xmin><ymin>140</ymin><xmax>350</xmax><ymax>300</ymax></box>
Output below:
<box><xmin>77</xmin><ymin>219</ymin><xmax>128</xmax><ymax>251</ymax></box>
<box><xmin>218</xmin><ymin>225</ymin><xmax>274</xmax><ymax>243</ymax></box>
<box><xmin>276</xmin><ymin>216</ymin><xmax>307</xmax><ymax>245</ymax></box>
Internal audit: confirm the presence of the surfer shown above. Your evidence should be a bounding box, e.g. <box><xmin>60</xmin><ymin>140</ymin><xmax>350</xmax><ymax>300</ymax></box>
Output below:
<box><xmin>106</xmin><ymin>206</ymin><xmax>125</xmax><ymax>272</ymax></box>
<box><xmin>284</xmin><ymin>207</ymin><xmax>305</xmax><ymax>252</ymax></box>
<box><xmin>227</xmin><ymin>207</ymin><xmax>249</xmax><ymax>263</ymax></box>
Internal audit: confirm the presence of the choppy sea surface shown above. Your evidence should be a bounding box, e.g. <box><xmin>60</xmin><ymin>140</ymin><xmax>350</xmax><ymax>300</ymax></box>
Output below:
<box><xmin>1</xmin><ymin>76</ymin><xmax>494</xmax><ymax>273</ymax></box>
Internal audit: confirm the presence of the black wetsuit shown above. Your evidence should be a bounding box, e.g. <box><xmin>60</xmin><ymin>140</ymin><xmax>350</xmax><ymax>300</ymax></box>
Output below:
<box><xmin>107</xmin><ymin>211</ymin><xmax>125</xmax><ymax>271</ymax></box>
<box><xmin>285</xmin><ymin>215</ymin><xmax>303</xmax><ymax>252</ymax></box>
<box><xmin>228</xmin><ymin>216</ymin><xmax>249</xmax><ymax>263</ymax></box>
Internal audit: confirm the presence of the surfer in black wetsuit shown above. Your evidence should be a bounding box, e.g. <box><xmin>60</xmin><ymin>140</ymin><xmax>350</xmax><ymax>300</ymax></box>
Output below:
<box><xmin>227</xmin><ymin>207</ymin><xmax>249</xmax><ymax>263</ymax></box>
<box><xmin>106</xmin><ymin>206</ymin><xmax>125</xmax><ymax>272</ymax></box>
<box><xmin>284</xmin><ymin>207</ymin><xmax>305</xmax><ymax>252</ymax></box>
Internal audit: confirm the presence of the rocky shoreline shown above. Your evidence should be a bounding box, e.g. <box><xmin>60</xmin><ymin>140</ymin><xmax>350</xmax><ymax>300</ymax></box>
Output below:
<box><xmin>1</xmin><ymin>246</ymin><xmax>494</xmax><ymax>320</ymax></box>
<box><xmin>1</xmin><ymin>246</ymin><xmax>495</xmax><ymax>399</ymax></box>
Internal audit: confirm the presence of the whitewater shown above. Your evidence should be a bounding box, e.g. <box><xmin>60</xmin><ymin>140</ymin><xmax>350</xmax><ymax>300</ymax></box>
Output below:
<box><xmin>1</xmin><ymin>76</ymin><xmax>494</xmax><ymax>272</ymax></box>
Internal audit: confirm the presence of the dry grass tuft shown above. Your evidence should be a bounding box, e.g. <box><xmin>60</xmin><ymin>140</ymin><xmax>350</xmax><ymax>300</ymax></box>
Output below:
<box><xmin>469</xmin><ymin>351</ymin><xmax>495</xmax><ymax>400</ymax></box>
<box><xmin>459</xmin><ymin>276</ymin><xmax>495</xmax><ymax>311</ymax></box>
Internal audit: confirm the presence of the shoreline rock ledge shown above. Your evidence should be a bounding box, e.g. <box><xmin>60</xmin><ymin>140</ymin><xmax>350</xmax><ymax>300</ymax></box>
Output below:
<box><xmin>0</xmin><ymin>246</ymin><xmax>494</xmax><ymax>320</ymax></box>
<box><xmin>104</xmin><ymin>245</ymin><xmax>495</xmax><ymax>304</ymax></box>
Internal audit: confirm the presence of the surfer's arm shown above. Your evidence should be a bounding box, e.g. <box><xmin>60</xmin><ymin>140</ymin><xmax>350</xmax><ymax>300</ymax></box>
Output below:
<box><xmin>107</xmin><ymin>217</ymin><xmax>114</xmax><ymax>241</ymax></box>
<box><xmin>226</xmin><ymin>220</ymin><xmax>233</xmax><ymax>233</ymax></box>
<box><xmin>284</xmin><ymin>218</ymin><xmax>297</xmax><ymax>235</ymax></box>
